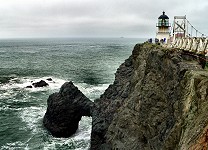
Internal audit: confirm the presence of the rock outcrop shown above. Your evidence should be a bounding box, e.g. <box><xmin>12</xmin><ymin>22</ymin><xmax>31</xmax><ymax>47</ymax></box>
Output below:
<box><xmin>32</xmin><ymin>80</ymin><xmax>49</xmax><ymax>87</ymax></box>
<box><xmin>26</xmin><ymin>85</ymin><xmax>33</xmax><ymax>88</ymax></box>
<box><xmin>46</xmin><ymin>78</ymin><xmax>53</xmax><ymax>81</ymax></box>
<box><xmin>43</xmin><ymin>81</ymin><xmax>93</xmax><ymax>137</ymax></box>
<box><xmin>91</xmin><ymin>43</ymin><xmax>208</xmax><ymax>149</ymax></box>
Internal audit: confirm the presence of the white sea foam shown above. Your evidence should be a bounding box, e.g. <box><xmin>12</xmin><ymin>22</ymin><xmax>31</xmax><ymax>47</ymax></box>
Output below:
<box><xmin>0</xmin><ymin>89</ymin><xmax>14</xmax><ymax>99</ymax></box>
<box><xmin>74</xmin><ymin>116</ymin><xmax>92</xmax><ymax>140</ymax></box>
<box><xmin>0</xmin><ymin>76</ymin><xmax>67</xmax><ymax>93</ymax></box>
<box><xmin>76</xmin><ymin>83</ymin><xmax>109</xmax><ymax>100</ymax></box>
<box><xmin>0</xmin><ymin>105</ymin><xmax>10</xmax><ymax>111</ymax></box>
<box><xmin>0</xmin><ymin>105</ymin><xmax>23</xmax><ymax>111</ymax></box>
<box><xmin>19</xmin><ymin>77</ymin><xmax>65</xmax><ymax>91</ymax></box>
<box><xmin>20</xmin><ymin>106</ymin><xmax>45</xmax><ymax>133</ymax></box>
<box><xmin>77</xmin><ymin>83</ymin><xmax>108</xmax><ymax>94</ymax></box>
<box><xmin>0</xmin><ymin>141</ymin><xmax>27</xmax><ymax>150</ymax></box>
<box><xmin>0</xmin><ymin>76</ymin><xmax>108</xmax><ymax>97</ymax></box>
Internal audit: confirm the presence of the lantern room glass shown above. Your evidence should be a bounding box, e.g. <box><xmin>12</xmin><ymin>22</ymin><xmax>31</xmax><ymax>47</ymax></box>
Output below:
<box><xmin>158</xmin><ymin>19</ymin><xmax>169</xmax><ymax>27</ymax></box>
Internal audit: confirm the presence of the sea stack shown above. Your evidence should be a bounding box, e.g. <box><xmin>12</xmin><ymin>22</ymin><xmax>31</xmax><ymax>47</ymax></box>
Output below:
<box><xmin>43</xmin><ymin>81</ymin><xmax>94</xmax><ymax>137</ymax></box>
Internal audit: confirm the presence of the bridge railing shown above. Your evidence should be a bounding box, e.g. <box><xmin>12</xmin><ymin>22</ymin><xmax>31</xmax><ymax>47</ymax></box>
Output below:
<box><xmin>164</xmin><ymin>37</ymin><xmax>208</xmax><ymax>56</ymax></box>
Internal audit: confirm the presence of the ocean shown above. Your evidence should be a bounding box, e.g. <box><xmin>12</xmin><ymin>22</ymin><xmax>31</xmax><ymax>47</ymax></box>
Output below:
<box><xmin>0</xmin><ymin>38</ymin><xmax>146</xmax><ymax>150</ymax></box>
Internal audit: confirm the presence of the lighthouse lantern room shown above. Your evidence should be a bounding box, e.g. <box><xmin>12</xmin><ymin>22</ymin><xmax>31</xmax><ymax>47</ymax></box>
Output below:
<box><xmin>156</xmin><ymin>11</ymin><xmax>171</xmax><ymax>43</ymax></box>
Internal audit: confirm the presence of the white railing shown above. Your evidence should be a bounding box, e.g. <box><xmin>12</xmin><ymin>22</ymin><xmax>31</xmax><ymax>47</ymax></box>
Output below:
<box><xmin>164</xmin><ymin>37</ymin><xmax>208</xmax><ymax>56</ymax></box>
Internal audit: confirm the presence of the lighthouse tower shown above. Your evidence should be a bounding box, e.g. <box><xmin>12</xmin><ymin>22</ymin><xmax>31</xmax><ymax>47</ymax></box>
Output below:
<box><xmin>156</xmin><ymin>11</ymin><xmax>171</xmax><ymax>43</ymax></box>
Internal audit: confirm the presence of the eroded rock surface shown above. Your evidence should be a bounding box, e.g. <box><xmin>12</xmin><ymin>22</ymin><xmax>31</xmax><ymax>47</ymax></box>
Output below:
<box><xmin>91</xmin><ymin>43</ymin><xmax>208</xmax><ymax>150</ymax></box>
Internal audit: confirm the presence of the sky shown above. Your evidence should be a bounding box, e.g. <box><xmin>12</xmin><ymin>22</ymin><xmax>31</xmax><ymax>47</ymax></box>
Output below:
<box><xmin>0</xmin><ymin>0</ymin><xmax>208</xmax><ymax>38</ymax></box>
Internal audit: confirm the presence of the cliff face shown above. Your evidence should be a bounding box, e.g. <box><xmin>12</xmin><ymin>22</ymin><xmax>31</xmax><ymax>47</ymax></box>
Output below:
<box><xmin>179</xmin><ymin>71</ymin><xmax>208</xmax><ymax>150</ymax></box>
<box><xmin>91</xmin><ymin>54</ymin><xmax>134</xmax><ymax>149</ymax></box>
<box><xmin>91</xmin><ymin>43</ymin><xmax>208</xmax><ymax>149</ymax></box>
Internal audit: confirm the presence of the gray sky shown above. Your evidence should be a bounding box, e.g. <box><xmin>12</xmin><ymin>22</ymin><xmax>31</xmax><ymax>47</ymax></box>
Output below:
<box><xmin>0</xmin><ymin>0</ymin><xmax>207</xmax><ymax>38</ymax></box>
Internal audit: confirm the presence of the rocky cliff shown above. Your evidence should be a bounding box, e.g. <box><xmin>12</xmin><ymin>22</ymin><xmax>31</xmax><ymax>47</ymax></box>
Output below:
<box><xmin>91</xmin><ymin>43</ymin><xmax>208</xmax><ymax>149</ymax></box>
<box><xmin>43</xmin><ymin>42</ymin><xmax>208</xmax><ymax>150</ymax></box>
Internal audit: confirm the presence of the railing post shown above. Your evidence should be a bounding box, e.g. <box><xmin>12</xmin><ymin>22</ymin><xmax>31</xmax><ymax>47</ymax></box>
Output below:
<box><xmin>185</xmin><ymin>37</ymin><xmax>193</xmax><ymax>51</ymax></box>
<box><xmin>204</xmin><ymin>38</ymin><xmax>208</xmax><ymax>55</ymax></box>
<box><xmin>191</xmin><ymin>37</ymin><xmax>199</xmax><ymax>53</ymax></box>
<box><xmin>196</xmin><ymin>38</ymin><xmax>204</xmax><ymax>54</ymax></box>
<box><xmin>181</xmin><ymin>38</ymin><xmax>188</xmax><ymax>50</ymax></box>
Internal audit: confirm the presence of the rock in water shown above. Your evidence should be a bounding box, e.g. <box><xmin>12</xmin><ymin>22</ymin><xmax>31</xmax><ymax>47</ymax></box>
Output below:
<box><xmin>43</xmin><ymin>81</ymin><xmax>93</xmax><ymax>137</ymax></box>
<box><xmin>32</xmin><ymin>80</ymin><xmax>48</xmax><ymax>87</ymax></box>
<box><xmin>25</xmin><ymin>85</ymin><xmax>33</xmax><ymax>88</ymax></box>
<box><xmin>46</xmin><ymin>78</ymin><xmax>53</xmax><ymax>81</ymax></box>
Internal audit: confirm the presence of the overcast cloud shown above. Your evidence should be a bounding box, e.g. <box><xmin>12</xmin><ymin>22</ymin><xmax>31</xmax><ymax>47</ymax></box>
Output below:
<box><xmin>0</xmin><ymin>0</ymin><xmax>208</xmax><ymax>38</ymax></box>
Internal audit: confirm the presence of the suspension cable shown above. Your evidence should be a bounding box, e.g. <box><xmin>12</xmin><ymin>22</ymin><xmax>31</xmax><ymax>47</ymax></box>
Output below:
<box><xmin>186</xmin><ymin>19</ymin><xmax>207</xmax><ymax>37</ymax></box>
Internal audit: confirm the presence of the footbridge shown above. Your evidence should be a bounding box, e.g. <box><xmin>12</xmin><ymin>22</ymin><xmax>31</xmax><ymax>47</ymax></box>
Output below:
<box><xmin>164</xmin><ymin>16</ymin><xmax>208</xmax><ymax>56</ymax></box>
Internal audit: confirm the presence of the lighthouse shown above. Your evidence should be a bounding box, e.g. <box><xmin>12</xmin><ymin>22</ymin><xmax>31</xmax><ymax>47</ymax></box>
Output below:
<box><xmin>156</xmin><ymin>11</ymin><xmax>171</xmax><ymax>43</ymax></box>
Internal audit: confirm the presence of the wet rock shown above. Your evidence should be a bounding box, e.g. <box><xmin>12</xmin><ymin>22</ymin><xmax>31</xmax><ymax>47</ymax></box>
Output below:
<box><xmin>46</xmin><ymin>78</ymin><xmax>53</xmax><ymax>81</ymax></box>
<box><xmin>32</xmin><ymin>80</ymin><xmax>49</xmax><ymax>88</ymax></box>
<box><xmin>43</xmin><ymin>81</ymin><xmax>93</xmax><ymax>137</ymax></box>
<box><xmin>26</xmin><ymin>85</ymin><xmax>33</xmax><ymax>88</ymax></box>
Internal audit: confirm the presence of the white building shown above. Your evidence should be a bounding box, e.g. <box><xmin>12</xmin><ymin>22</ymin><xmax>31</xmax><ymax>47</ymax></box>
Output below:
<box><xmin>156</xmin><ymin>11</ymin><xmax>171</xmax><ymax>43</ymax></box>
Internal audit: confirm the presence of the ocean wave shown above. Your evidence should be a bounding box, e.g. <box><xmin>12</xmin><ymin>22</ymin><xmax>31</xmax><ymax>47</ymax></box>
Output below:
<box><xmin>43</xmin><ymin>117</ymin><xmax>91</xmax><ymax>150</ymax></box>
<box><xmin>76</xmin><ymin>83</ymin><xmax>109</xmax><ymax>100</ymax></box>
<box><xmin>0</xmin><ymin>105</ymin><xmax>23</xmax><ymax>111</ymax></box>
<box><xmin>0</xmin><ymin>76</ymin><xmax>67</xmax><ymax>92</ymax></box>
<box><xmin>75</xmin><ymin>116</ymin><xmax>92</xmax><ymax>140</ymax></box>
<box><xmin>18</xmin><ymin>106</ymin><xmax>91</xmax><ymax>150</ymax></box>
<box><xmin>20</xmin><ymin>106</ymin><xmax>46</xmax><ymax>134</ymax></box>
<box><xmin>0</xmin><ymin>76</ymin><xmax>14</xmax><ymax>84</ymax></box>
<box><xmin>0</xmin><ymin>141</ymin><xmax>28</xmax><ymax>150</ymax></box>
<box><xmin>0</xmin><ymin>75</ymin><xmax>108</xmax><ymax>100</ymax></box>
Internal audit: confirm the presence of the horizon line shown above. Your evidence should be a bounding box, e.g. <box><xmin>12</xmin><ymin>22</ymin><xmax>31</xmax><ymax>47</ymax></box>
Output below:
<box><xmin>0</xmin><ymin>36</ymin><xmax>149</xmax><ymax>40</ymax></box>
